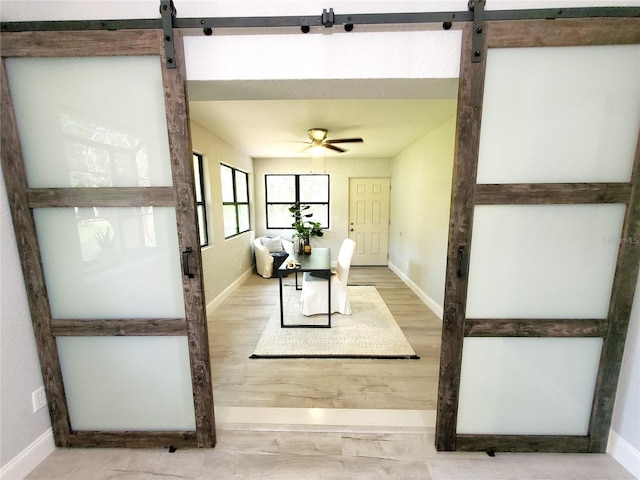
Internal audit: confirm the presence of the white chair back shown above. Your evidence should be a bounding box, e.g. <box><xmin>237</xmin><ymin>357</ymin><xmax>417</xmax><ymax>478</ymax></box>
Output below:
<box><xmin>335</xmin><ymin>238</ymin><xmax>356</xmax><ymax>284</ymax></box>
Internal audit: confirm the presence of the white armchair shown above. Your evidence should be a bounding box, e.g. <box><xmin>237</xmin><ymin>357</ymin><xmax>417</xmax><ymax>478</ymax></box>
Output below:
<box><xmin>254</xmin><ymin>236</ymin><xmax>293</xmax><ymax>278</ymax></box>
<box><xmin>300</xmin><ymin>238</ymin><xmax>356</xmax><ymax>316</ymax></box>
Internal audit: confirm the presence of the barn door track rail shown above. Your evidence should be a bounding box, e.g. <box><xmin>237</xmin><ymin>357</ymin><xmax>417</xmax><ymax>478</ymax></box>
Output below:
<box><xmin>2</xmin><ymin>1</ymin><xmax>639</xmax><ymax>67</ymax></box>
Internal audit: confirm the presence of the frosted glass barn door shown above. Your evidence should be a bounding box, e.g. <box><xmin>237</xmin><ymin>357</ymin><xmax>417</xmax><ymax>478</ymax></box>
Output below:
<box><xmin>437</xmin><ymin>19</ymin><xmax>640</xmax><ymax>453</ymax></box>
<box><xmin>1</xmin><ymin>31</ymin><xmax>215</xmax><ymax>448</ymax></box>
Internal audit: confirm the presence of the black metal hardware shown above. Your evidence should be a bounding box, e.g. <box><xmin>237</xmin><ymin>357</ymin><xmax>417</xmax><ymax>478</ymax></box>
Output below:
<box><xmin>457</xmin><ymin>245</ymin><xmax>468</xmax><ymax>278</ymax></box>
<box><xmin>182</xmin><ymin>247</ymin><xmax>195</xmax><ymax>278</ymax></box>
<box><xmin>322</xmin><ymin>8</ymin><xmax>335</xmax><ymax>28</ymax></box>
<box><xmin>469</xmin><ymin>0</ymin><xmax>486</xmax><ymax>63</ymax></box>
<box><xmin>2</xmin><ymin>6</ymin><xmax>639</xmax><ymax>33</ymax></box>
<box><xmin>160</xmin><ymin>0</ymin><xmax>177</xmax><ymax>69</ymax></box>
<box><xmin>322</xmin><ymin>8</ymin><xmax>336</xmax><ymax>28</ymax></box>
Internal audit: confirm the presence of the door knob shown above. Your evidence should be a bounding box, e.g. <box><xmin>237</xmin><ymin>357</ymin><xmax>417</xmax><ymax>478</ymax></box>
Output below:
<box><xmin>350</xmin><ymin>228</ymin><xmax>354</xmax><ymax>231</ymax></box>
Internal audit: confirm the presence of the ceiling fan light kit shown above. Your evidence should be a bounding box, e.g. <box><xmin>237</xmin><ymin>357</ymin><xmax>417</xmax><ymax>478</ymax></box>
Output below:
<box><xmin>308</xmin><ymin>128</ymin><xmax>328</xmax><ymax>142</ymax></box>
<box><xmin>306</xmin><ymin>128</ymin><xmax>363</xmax><ymax>153</ymax></box>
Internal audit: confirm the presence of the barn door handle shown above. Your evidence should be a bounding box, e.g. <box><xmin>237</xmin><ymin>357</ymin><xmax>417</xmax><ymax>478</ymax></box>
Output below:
<box><xmin>182</xmin><ymin>247</ymin><xmax>195</xmax><ymax>278</ymax></box>
<box><xmin>457</xmin><ymin>246</ymin><xmax>468</xmax><ymax>278</ymax></box>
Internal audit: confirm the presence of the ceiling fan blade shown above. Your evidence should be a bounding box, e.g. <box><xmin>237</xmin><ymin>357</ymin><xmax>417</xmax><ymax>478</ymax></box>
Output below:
<box><xmin>326</xmin><ymin>138</ymin><xmax>364</xmax><ymax>144</ymax></box>
<box><xmin>324</xmin><ymin>144</ymin><xmax>346</xmax><ymax>153</ymax></box>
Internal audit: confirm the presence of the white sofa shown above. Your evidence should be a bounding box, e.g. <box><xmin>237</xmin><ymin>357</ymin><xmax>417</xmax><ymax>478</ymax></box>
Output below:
<box><xmin>254</xmin><ymin>236</ymin><xmax>293</xmax><ymax>278</ymax></box>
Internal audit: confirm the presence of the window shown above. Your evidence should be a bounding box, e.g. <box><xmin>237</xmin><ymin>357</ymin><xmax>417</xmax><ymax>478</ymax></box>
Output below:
<box><xmin>193</xmin><ymin>153</ymin><xmax>209</xmax><ymax>247</ymax></box>
<box><xmin>265</xmin><ymin>174</ymin><xmax>329</xmax><ymax>229</ymax></box>
<box><xmin>220</xmin><ymin>164</ymin><xmax>250</xmax><ymax>238</ymax></box>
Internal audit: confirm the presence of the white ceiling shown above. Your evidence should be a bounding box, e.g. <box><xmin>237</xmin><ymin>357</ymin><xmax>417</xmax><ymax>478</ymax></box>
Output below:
<box><xmin>187</xmin><ymin>79</ymin><xmax>459</xmax><ymax>160</ymax></box>
<box><xmin>189</xmin><ymin>99</ymin><xmax>457</xmax><ymax>159</ymax></box>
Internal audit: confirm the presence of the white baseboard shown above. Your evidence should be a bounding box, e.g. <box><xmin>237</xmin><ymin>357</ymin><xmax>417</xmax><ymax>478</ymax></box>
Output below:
<box><xmin>0</xmin><ymin>428</ymin><xmax>55</xmax><ymax>480</ymax></box>
<box><xmin>608</xmin><ymin>429</ymin><xmax>640</xmax><ymax>479</ymax></box>
<box><xmin>206</xmin><ymin>268</ymin><xmax>254</xmax><ymax>315</ymax></box>
<box><xmin>387</xmin><ymin>262</ymin><xmax>444</xmax><ymax>320</ymax></box>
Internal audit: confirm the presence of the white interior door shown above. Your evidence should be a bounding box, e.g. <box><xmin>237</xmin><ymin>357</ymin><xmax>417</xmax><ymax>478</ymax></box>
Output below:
<box><xmin>348</xmin><ymin>177</ymin><xmax>390</xmax><ymax>266</ymax></box>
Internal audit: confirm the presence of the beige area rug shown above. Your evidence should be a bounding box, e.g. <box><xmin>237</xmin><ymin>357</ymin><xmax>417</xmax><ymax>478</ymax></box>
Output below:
<box><xmin>250</xmin><ymin>285</ymin><xmax>419</xmax><ymax>359</ymax></box>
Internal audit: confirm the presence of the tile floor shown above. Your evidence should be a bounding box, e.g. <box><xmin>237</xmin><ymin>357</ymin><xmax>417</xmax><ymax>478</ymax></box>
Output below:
<box><xmin>26</xmin><ymin>408</ymin><xmax>634</xmax><ymax>480</ymax></box>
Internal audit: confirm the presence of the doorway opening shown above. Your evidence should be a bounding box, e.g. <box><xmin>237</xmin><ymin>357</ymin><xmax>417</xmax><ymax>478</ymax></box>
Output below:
<box><xmin>186</xmin><ymin>26</ymin><xmax>461</xmax><ymax>426</ymax></box>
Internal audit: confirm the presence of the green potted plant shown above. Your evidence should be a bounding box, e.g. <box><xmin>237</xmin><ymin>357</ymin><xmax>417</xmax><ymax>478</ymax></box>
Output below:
<box><xmin>289</xmin><ymin>202</ymin><xmax>323</xmax><ymax>253</ymax></box>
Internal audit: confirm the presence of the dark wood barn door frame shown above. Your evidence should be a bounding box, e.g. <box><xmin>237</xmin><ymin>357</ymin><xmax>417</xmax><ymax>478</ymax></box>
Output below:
<box><xmin>0</xmin><ymin>30</ymin><xmax>215</xmax><ymax>448</ymax></box>
<box><xmin>2</xmin><ymin>5</ymin><xmax>639</xmax><ymax>455</ymax></box>
<box><xmin>436</xmin><ymin>18</ymin><xmax>640</xmax><ymax>453</ymax></box>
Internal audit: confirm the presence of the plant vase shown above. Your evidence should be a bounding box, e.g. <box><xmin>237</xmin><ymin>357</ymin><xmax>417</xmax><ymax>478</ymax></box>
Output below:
<box><xmin>289</xmin><ymin>202</ymin><xmax>323</xmax><ymax>255</ymax></box>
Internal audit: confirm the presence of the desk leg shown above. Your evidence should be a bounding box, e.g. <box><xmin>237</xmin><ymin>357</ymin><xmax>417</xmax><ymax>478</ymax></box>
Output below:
<box><xmin>328</xmin><ymin>274</ymin><xmax>331</xmax><ymax>328</ymax></box>
<box><xmin>279</xmin><ymin>275</ymin><xmax>284</xmax><ymax>327</ymax></box>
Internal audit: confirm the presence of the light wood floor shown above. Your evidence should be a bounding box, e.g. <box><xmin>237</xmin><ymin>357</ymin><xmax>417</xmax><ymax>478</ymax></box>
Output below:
<box><xmin>207</xmin><ymin>267</ymin><xmax>443</xmax><ymax>410</ymax></box>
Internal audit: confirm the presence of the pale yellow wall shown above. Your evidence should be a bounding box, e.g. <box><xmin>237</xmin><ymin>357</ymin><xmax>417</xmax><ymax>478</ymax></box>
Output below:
<box><xmin>389</xmin><ymin>115</ymin><xmax>456</xmax><ymax>314</ymax></box>
<box><xmin>253</xmin><ymin>156</ymin><xmax>392</xmax><ymax>260</ymax></box>
<box><xmin>190</xmin><ymin>121</ymin><xmax>256</xmax><ymax>304</ymax></box>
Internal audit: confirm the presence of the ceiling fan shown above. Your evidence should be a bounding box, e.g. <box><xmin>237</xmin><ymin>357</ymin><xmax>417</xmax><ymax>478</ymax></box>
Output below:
<box><xmin>306</xmin><ymin>128</ymin><xmax>363</xmax><ymax>153</ymax></box>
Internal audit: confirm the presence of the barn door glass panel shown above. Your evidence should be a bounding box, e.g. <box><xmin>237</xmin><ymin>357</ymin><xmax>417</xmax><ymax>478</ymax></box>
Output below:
<box><xmin>466</xmin><ymin>204</ymin><xmax>625</xmax><ymax>319</ymax></box>
<box><xmin>5</xmin><ymin>57</ymin><xmax>173</xmax><ymax>188</ymax></box>
<box><xmin>32</xmin><ymin>207</ymin><xmax>185</xmax><ymax>319</ymax></box>
<box><xmin>57</xmin><ymin>336</ymin><xmax>195</xmax><ymax>431</ymax></box>
<box><xmin>477</xmin><ymin>45</ymin><xmax>640</xmax><ymax>184</ymax></box>
<box><xmin>457</xmin><ymin>338</ymin><xmax>602</xmax><ymax>435</ymax></box>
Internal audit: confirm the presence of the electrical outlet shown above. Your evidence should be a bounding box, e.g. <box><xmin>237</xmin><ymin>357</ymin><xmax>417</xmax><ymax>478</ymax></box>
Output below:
<box><xmin>32</xmin><ymin>386</ymin><xmax>47</xmax><ymax>413</ymax></box>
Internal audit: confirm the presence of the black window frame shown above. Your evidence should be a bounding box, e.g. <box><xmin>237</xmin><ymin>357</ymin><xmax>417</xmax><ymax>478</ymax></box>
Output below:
<box><xmin>265</xmin><ymin>173</ymin><xmax>330</xmax><ymax>229</ymax></box>
<box><xmin>220</xmin><ymin>163</ymin><xmax>250</xmax><ymax>239</ymax></box>
<box><xmin>193</xmin><ymin>152</ymin><xmax>209</xmax><ymax>248</ymax></box>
